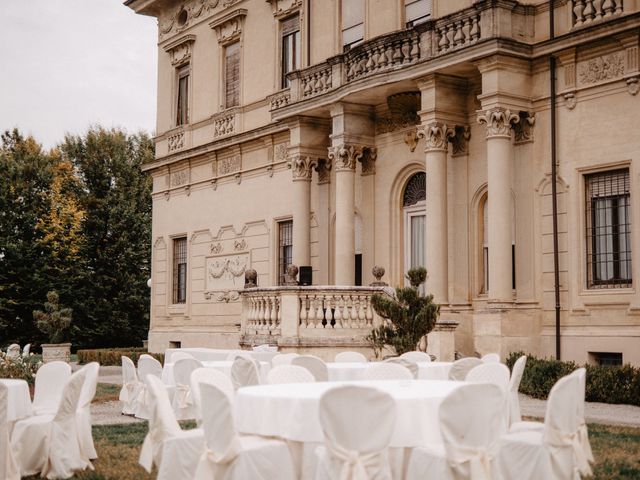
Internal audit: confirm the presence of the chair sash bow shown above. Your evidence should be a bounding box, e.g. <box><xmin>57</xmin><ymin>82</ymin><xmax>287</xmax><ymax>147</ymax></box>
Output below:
<box><xmin>119</xmin><ymin>381</ymin><xmax>139</xmax><ymax>403</ymax></box>
<box><xmin>193</xmin><ymin>437</ymin><xmax>242</xmax><ymax>480</ymax></box>
<box><xmin>326</xmin><ymin>441</ymin><xmax>386</xmax><ymax>480</ymax></box>
<box><xmin>445</xmin><ymin>441</ymin><xmax>499</xmax><ymax>480</ymax></box>
<box><xmin>174</xmin><ymin>384</ymin><xmax>193</xmax><ymax>409</ymax></box>
<box><xmin>545</xmin><ymin>425</ymin><xmax>592</xmax><ymax>478</ymax></box>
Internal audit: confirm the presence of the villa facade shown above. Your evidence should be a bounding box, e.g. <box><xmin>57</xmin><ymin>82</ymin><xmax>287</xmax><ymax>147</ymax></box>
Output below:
<box><xmin>126</xmin><ymin>0</ymin><xmax>640</xmax><ymax>364</ymax></box>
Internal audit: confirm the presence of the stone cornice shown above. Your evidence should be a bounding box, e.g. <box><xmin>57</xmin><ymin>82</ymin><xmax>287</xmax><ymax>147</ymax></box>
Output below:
<box><xmin>163</xmin><ymin>34</ymin><xmax>196</xmax><ymax>66</ymax></box>
<box><xmin>209</xmin><ymin>8</ymin><xmax>247</xmax><ymax>45</ymax></box>
<box><xmin>264</xmin><ymin>0</ymin><xmax>302</xmax><ymax>18</ymax></box>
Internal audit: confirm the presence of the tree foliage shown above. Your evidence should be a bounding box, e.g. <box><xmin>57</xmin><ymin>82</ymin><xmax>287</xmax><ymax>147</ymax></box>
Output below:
<box><xmin>33</xmin><ymin>291</ymin><xmax>73</xmax><ymax>344</ymax></box>
<box><xmin>368</xmin><ymin>267</ymin><xmax>439</xmax><ymax>356</ymax></box>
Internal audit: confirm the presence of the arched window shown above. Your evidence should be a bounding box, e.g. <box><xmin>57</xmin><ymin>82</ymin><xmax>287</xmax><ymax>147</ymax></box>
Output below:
<box><xmin>403</xmin><ymin>173</ymin><xmax>426</xmax><ymax>289</ymax></box>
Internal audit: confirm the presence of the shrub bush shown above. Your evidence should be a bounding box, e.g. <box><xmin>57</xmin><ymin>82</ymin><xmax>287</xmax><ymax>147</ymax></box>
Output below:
<box><xmin>77</xmin><ymin>348</ymin><xmax>164</xmax><ymax>366</ymax></box>
<box><xmin>0</xmin><ymin>352</ymin><xmax>41</xmax><ymax>385</ymax></box>
<box><xmin>506</xmin><ymin>351</ymin><xmax>640</xmax><ymax>406</ymax></box>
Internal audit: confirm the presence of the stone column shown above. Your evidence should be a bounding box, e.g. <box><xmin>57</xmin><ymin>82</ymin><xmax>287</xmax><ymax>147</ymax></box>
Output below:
<box><xmin>478</xmin><ymin>107</ymin><xmax>519</xmax><ymax>303</ymax></box>
<box><xmin>328</xmin><ymin>144</ymin><xmax>363</xmax><ymax>285</ymax></box>
<box><xmin>290</xmin><ymin>155</ymin><xmax>316</xmax><ymax>267</ymax></box>
<box><xmin>418</xmin><ymin>122</ymin><xmax>454</xmax><ymax>304</ymax></box>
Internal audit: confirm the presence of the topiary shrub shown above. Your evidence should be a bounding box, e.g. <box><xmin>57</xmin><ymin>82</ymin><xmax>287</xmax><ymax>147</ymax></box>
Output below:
<box><xmin>77</xmin><ymin>348</ymin><xmax>164</xmax><ymax>366</ymax></box>
<box><xmin>33</xmin><ymin>291</ymin><xmax>72</xmax><ymax>344</ymax></box>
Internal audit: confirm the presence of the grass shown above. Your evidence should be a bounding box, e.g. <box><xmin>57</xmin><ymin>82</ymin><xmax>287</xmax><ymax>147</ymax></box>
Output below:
<box><xmin>93</xmin><ymin>383</ymin><xmax>121</xmax><ymax>404</ymax></box>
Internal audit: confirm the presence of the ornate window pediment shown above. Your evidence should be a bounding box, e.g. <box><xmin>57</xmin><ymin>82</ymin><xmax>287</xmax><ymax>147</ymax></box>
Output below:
<box><xmin>209</xmin><ymin>9</ymin><xmax>247</xmax><ymax>45</ymax></box>
<box><xmin>158</xmin><ymin>0</ymin><xmax>242</xmax><ymax>41</ymax></box>
<box><xmin>265</xmin><ymin>0</ymin><xmax>302</xmax><ymax>18</ymax></box>
<box><xmin>163</xmin><ymin>35</ymin><xmax>196</xmax><ymax>66</ymax></box>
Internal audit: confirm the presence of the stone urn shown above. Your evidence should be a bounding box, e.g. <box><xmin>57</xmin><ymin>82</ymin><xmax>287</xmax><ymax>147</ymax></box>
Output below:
<box><xmin>41</xmin><ymin>343</ymin><xmax>72</xmax><ymax>363</ymax></box>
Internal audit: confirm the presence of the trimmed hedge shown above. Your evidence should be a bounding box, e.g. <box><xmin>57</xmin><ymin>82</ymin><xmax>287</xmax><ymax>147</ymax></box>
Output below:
<box><xmin>506</xmin><ymin>351</ymin><xmax>640</xmax><ymax>407</ymax></box>
<box><xmin>77</xmin><ymin>348</ymin><xmax>164</xmax><ymax>366</ymax></box>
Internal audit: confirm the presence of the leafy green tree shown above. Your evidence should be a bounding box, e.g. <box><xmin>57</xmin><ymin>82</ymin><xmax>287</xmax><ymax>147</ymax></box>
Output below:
<box><xmin>33</xmin><ymin>291</ymin><xmax>73</xmax><ymax>343</ymax></box>
<box><xmin>368</xmin><ymin>267</ymin><xmax>439</xmax><ymax>356</ymax></box>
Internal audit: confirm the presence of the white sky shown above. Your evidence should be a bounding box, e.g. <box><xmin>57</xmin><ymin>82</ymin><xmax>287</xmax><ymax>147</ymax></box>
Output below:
<box><xmin>0</xmin><ymin>0</ymin><xmax>158</xmax><ymax>149</ymax></box>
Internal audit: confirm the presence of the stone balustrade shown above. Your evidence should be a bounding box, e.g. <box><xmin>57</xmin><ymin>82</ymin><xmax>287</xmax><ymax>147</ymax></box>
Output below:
<box><xmin>213</xmin><ymin>110</ymin><xmax>236</xmax><ymax>138</ymax></box>
<box><xmin>301</xmin><ymin>64</ymin><xmax>333</xmax><ymax>98</ymax></box>
<box><xmin>434</xmin><ymin>10</ymin><xmax>481</xmax><ymax>55</ymax></box>
<box><xmin>269</xmin><ymin>90</ymin><xmax>291</xmax><ymax>111</ymax></box>
<box><xmin>572</xmin><ymin>0</ymin><xmax>624</xmax><ymax>28</ymax></box>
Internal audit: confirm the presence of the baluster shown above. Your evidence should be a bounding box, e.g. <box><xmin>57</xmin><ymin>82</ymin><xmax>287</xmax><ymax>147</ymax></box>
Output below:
<box><xmin>257</xmin><ymin>297</ymin><xmax>265</xmax><ymax>327</ymax></box>
<box><xmin>276</xmin><ymin>297</ymin><xmax>282</xmax><ymax>331</ymax></box>
<box><xmin>614</xmin><ymin>0</ymin><xmax>623</xmax><ymax>15</ymax></box>
<box><xmin>392</xmin><ymin>41</ymin><xmax>403</xmax><ymax>64</ymax></box>
<box><xmin>334</xmin><ymin>295</ymin><xmax>343</xmax><ymax>328</ymax></box>
<box><xmin>462</xmin><ymin>19</ymin><xmax>471</xmax><ymax>45</ymax></box>
<box><xmin>264</xmin><ymin>298</ymin><xmax>272</xmax><ymax>331</ymax></box>
<box><xmin>315</xmin><ymin>295</ymin><xmax>325</xmax><ymax>327</ymax></box>
<box><xmin>438</xmin><ymin>27</ymin><xmax>448</xmax><ymax>52</ymax></box>
<box><xmin>453</xmin><ymin>21</ymin><xmax>463</xmax><ymax>47</ymax></box>
<box><xmin>446</xmin><ymin>24</ymin><xmax>455</xmax><ymax>50</ymax></box>
<box><xmin>270</xmin><ymin>296</ymin><xmax>278</xmax><ymax>329</ymax></box>
<box><xmin>401</xmin><ymin>40</ymin><xmax>411</xmax><ymax>63</ymax></box>
<box><xmin>573</xmin><ymin>0</ymin><xmax>586</xmax><ymax>25</ymax></box>
<box><xmin>593</xmin><ymin>0</ymin><xmax>604</xmax><ymax>19</ymax></box>
<box><xmin>347</xmin><ymin>295</ymin><xmax>356</xmax><ymax>328</ymax></box>
<box><xmin>365</xmin><ymin>296</ymin><xmax>373</xmax><ymax>327</ymax></box>
<box><xmin>308</xmin><ymin>294</ymin><xmax>318</xmax><ymax>328</ymax></box>
<box><xmin>326</xmin><ymin>296</ymin><xmax>335</xmax><ymax>328</ymax></box>
<box><xmin>602</xmin><ymin>0</ymin><xmax>614</xmax><ymax>16</ymax></box>
<box><xmin>583</xmin><ymin>0</ymin><xmax>595</xmax><ymax>22</ymax></box>
<box><xmin>358</xmin><ymin>295</ymin><xmax>366</xmax><ymax>327</ymax></box>
<box><xmin>299</xmin><ymin>295</ymin><xmax>308</xmax><ymax>327</ymax></box>
<box><xmin>410</xmin><ymin>38</ymin><xmax>419</xmax><ymax>61</ymax></box>
<box><xmin>377</xmin><ymin>45</ymin><xmax>387</xmax><ymax>68</ymax></box>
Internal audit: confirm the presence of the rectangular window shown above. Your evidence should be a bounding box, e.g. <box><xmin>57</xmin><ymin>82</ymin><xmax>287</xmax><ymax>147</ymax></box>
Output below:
<box><xmin>278</xmin><ymin>220</ymin><xmax>293</xmax><ymax>286</ymax></box>
<box><xmin>173</xmin><ymin>237</ymin><xmax>187</xmax><ymax>304</ymax></box>
<box><xmin>281</xmin><ymin>15</ymin><xmax>301</xmax><ymax>89</ymax></box>
<box><xmin>590</xmin><ymin>352</ymin><xmax>623</xmax><ymax>367</ymax></box>
<box><xmin>405</xmin><ymin>0</ymin><xmax>432</xmax><ymax>26</ymax></box>
<box><xmin>176</xmin><ymin>65</ymin><xmax>190</xmax><ymax>126</ymax></box>
<box><xmin>225</xmin><ymin>42</ymin><xmax>240</xmax><ymax>108</ymax></box>
<box><xmin>585</xmin><ymin>169</ymin><xmax>631</xmax><ymax>288</ymax></box>
<box><xmin>342</xmin><ymin>0</ymin><xmax>364</xmax><ymax>50</ymax></box>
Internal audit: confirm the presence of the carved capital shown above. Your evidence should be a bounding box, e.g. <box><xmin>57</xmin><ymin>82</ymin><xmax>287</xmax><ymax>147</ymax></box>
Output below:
<box><xmin>328</xmin><ymin>144</ymin><xmax>365</xmax><ymax>172</ymax></box>
<box><xmin>417</xmin><ymin>122</ymin><xmax>455</xmax><ymax>152</ymax></box>
<box><xmin>315</xmin><ymin>158</ymin><xmax>332</xmax><ymax>184</ymax></box>
<box><xmin>361</xmin><ymin>148</ymin><xmax>377</xmax><ymax>176</ymax></box>
<box><xmin>451</xmin><ymin>126</ymin><xmax>471</xmax><ymax>156</ymax></box>
<box><xmin>513</xmin><ymin>112</ymin><xmax>536</xmax><ymax>144</ymax></box>
<box><xmin>289</xmin><ymin>155</ymin><xmax>318</xmax><ymax>181</ymax></box>
<box><xmin>477</xmin><ymin>107</ymin><xmax>520</xmax><ymax>138</ymax></box>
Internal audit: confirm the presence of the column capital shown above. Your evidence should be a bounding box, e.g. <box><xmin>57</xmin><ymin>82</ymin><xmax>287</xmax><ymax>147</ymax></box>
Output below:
<box><xmin>289</xmin><ymin>154</ymin><xmax>318</xmax><ymax>181</ymax></box>
<box><xmin>315</xmin><ymin>158</ymin><xmax>332</xmax><ymax>184</ymax></box>
<box><xmin>328</xmin><ymin>143</ymin><xmax>366</xmax><ymax>171</ymax></box>
<box><xmin>477</xmin><ymin>107</ymin><xmax>520</xmax><ymax>139</ymax></box>
<box><xmin>417</xmin><ymin>121</ymin><xmax>455</xmax><ymax>153</ymax></box>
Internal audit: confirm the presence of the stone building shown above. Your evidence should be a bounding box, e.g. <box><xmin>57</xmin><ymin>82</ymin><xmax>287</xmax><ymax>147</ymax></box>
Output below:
<box><xmin>126</xmin><ymin>0</ymin><xmax>640</xmax><ymax>364</ymax></box>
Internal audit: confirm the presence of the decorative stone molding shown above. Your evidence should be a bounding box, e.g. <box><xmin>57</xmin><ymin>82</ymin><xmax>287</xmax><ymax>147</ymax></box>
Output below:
<box><xmin>205</xmin><ymin>290</ymin><xmax>241</xmax><ymax>302</ymax></box>
<box><xmin>564</xmin><ymin>92</ymin><xmax>577</xmax><ymax>109</ymax></box>
<box><xmin>206</xmin><ymin>254</ymin><xmax>248</xmax><ymax>293</ymax></box>
<box><xmin>360</xmin><ymin>148</ymin><xmax>377</xmax><ymax>176</ymax></box>
<box><xmin>451</xmin><ymin>126</ymin><xmax>471</xmax><ymax>156</ymax></box>
<box><xmin>159</xmin><ymin>0</ymin><xmax>241</xmax><ymax>41</ymax></box>
<box><xmin>417</xmin><ymin>122</ymin><xmax>455</xmax><ymax>152</ymax></box>
<box><xmin>210</xmin><ymin>242</ymin><xmax>223</xmax><ymax>254</ymax></box>
<box><xmin>404</xmin><ymin>129</ymin><xmax>420</xmax><ymax>153</ymax></box>
<box><xmin>315</xmin><ymin>158</ymin><xmax>332</xmax><ymax>184</ymax></box>
<box><xmin>167</xmin><ymin>130</ymin><xmax>186</xmax><ymax>152</ymax></box>
<box><xmin>477</xmin><ymin>107</ymin><xmax>520</xmax><ymax>138</ymax></box>
<box><xmin>234</xmin><ymin>238</ymin><xmax>248</xmax><ymax>251</ymax></box>
<box><xmin>218</xmin><ymin>155</ymin><xmax>241</xmax><ymax>176</ymax></box>
<box><xmin>627</xmin><ymin>76</ymin><xmax>640</xmax><ymax>95</ymax></box>
<box><xmin>265</xmin><ymin>0</ymin><xmax>302</xmax><ymax>18</ymax></box>
<box><xmin>209</xmin><ymin>9</ymin><xmax>247</xmax><ymax>45</ymax></box>
<box><xmin>577</xmin><ymin>52</ymin><xmax>625</xmax><ymax>86</ymax></box>
<box><xmin>163</xmin><ymin>35</ymin><xmax>196</xmax><ymax>66</ymax></box>
<box><xmin>170</xmin><ymin>169</ymin><xmax>189</xmax><ymax>187</ymax></box>
<box><xmin>289</xmin><ymin>155</ymin><xmax>318</xmax><ymax>181</ymax></box>
<box><xmin>513</xmin><ymin>112</ymin><xmax>536</xmax><ymax>144</ymax></box>
<box><xmin>274</xmin><ymin>142</ymin><xmax>289</xmax><ymax>162</ymax></box>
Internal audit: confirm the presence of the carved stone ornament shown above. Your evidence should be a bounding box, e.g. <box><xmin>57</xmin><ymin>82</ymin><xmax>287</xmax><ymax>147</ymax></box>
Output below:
<box><xmin>244</xmin><ymin>269</ymin><xmax>258</xmax><ymax>288</ymax></box>
<box><xmin>163</xmin><ymin>35</ymin><xmax>196</xmax><ymax>66</ymax></box>
<box><xmin>360</xmin><ymin>148</ymin><xmax>377</xmax><ymax>176</ymax></box>
<box><xmin>564</xmin><ymin>92</ymin><xmax>577</xmax><ymax>110</ymax></box>
<box><xmin>205</xmin><ymin>290</ymin><xmax>241</xmax><ymax>302</ymax></box>
<box><xmin>206</xmin><ymin>254</ymin><xmax>248</xmax><ymax>291</ymax></box>
<box><xmin>327</xmin><ymin>144</ymin><xmax>365</xmax><ymax>171</ymax></box>
<box><xmin>577</xmin><ymin>52</ymin><xmax>625</xmax><ymax>86</ymax></box>
<box><xmin>404</xmin><ymin>129</ymin><xmax>419</xmax><ymax>153</ymax></box>
<box><xmin>274</xmin><ymin>142</ymin><xmax>289</xmax><ymax>162</ymax></box>
<box><xmin>477</xmin><ymin>107</ymin><xmax>520</xmax><ymax>138</ymax></box>
<box><xmin>210</xmin><ymin>242</ymin><xmax>223</xmax><ymax>254</ymax></box>
<box><xmin>513</xmin><ymin>112</ymin><xmax>535</xmax><ymax>144</ymax></box>
<box><xmin>209</xmin><ymin>9</ymin><xmax>247</xmax><ymax>45</ymax></box>
<box><xmin>627</xmin><ymin>76</ymin><xmax>640</xmax><ymax>96</ymax></box>
<box><xmin>289</xmin><ymin>155</ymin><xmax>318</xmax><ymax>181</ymax></box>
<box><xmin>417</xmin><ymin>122</ymin><xmax>455</xmax><ymax>152</ymax></box>
<box><xmin>234</xmin><ymin>238</ymin><xmax>247</xmax><ymax>251</ymax></box>
<box><xmin>285</xmin><ymin>264</ymin><xmax>299</xmax><ymax>285</ymax></box>
<box><xmin>315</xmin><ymin>158</ymin><xmax>332</xmax><ymax>184</ymax></box>
<box><xmin>170</xmin><ymin>169</ymin><xmax>189</xmax><ymax>187</ymax></box>
<box><xmin>167</xmin><ymin>131</ymin><xmax>185</xmax><ymax>152</ymax></box>
<box><xmin>218</xmin><ymin>155</ymin><xmax>241</xmax><ymax>176</ymax></box>
<box><xmin>265</xmin><ymin>0</ymin><xmax>302</xmax><ymax>18</ymax></box>
<box><xmin>159</xmin><ymin>0</ymin><xmax>241</xmax><ymax>40</ymax></box>
<box><xmin>451</xmin><ymin>126</ymin><xmax>471</xmax><ymax>156</ymax></box>
<box><xmin>370</xmin><ymin>265</ymin><xmax>388</xmax><ymax>286</ymax></box>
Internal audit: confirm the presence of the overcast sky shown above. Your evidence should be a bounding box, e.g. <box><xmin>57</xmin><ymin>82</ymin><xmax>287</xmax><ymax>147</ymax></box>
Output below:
<box><xmin>0</xmin><ymin>0</ymin><xmax>157</xmax><ymax>149</ymax></box>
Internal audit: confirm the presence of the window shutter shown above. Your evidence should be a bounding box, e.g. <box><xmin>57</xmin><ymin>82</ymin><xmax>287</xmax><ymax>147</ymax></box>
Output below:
<box><xmin>225</xmin><ymin>43</ymin><xmax>240</xmax><ymax>108</ymax></box>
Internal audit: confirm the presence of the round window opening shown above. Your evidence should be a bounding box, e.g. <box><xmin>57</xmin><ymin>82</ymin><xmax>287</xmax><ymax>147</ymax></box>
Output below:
<box><xmin>177</xmin><ymin>9</ymin><xmax>188</xmax><ymax>26</ymax></box>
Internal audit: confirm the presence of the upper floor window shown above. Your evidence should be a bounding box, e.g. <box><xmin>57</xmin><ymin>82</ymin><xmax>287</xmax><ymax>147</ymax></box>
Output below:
<box><xmin>585</xmin><ymin>169</ymin><xmax>631</xmax><ymax>289</ymax></box>
<box><xmin>225</xmin><ymin>42</ymin><xmax>240</xmax><ymax>108</ymax></box>
<box><xmin>405</xmin><ymin>0</ymin><xmax>432</xmax><ymax>27</ymax></box>
<box><xmin>281</xmin><ymin>15</ymin><xmax>301</xmax><ymax>89</ymax></box>
<box><xmin>172</xmin><ymin>237</ymin><xmax>187</xmax><ymax>304</ymax></box>
<box><xmin>176</xmin><ymin>65</ymin><xmax>190</xmax><ymax>126</ymax></box>
<box><xmin>342</xmin><ymin>0</ymin><xmax>364</xmax><ymax>50</ymax></box>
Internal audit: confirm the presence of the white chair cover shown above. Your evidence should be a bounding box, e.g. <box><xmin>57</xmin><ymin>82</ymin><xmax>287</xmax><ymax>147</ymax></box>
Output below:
<box><xmin>507</xmin><ymin>355</ymin><xmax>527</xmax><ymax>426</ymax></box>
<box><xmin>315</xmin><ymin>385</ymin><xmax>396</xmax><ymax>480</ymax></box>
<box><xmin>448</xmin><ymin>357</ymin><xmax>483</xmax><ymax>381</ymax></box>
<box><xmin>32</xmin><ymin>361</ymin><xmax>72</xmax><ymax>415</ymax></box>
<box><xmin>406</xmin><ymin>383</ymin><xmax>505</xmax><ymax>480</ymax></box>
<box><xmin>194</xmin><ymin>383</ymin><xmax>296</xmax><ymax>480</ymax></box>
<box><xmin>190</xmin><ymin>368</ymin><xmax>234</xmax><ymax>423</ymax></box>
<box><xmin>119</xmin><ymin>356</ymin><xmax>141</xmax><ymax>415</ymax></box>
<box><xmin>21</xmin><ymin>343</ymin><xmax>31</xmax><ymax>359</ymax></box>
<box><xmin>383</xmin><ymin>357</ymin><xmax>419</xmax><ymax>378</ymax></box>
<box><xmin>135</xmin><ymin>354</ymin><xmax>164</xmax><ymax>419</ymax></box>
<box><xmin>171</xmin><ymin>352</ymin><xmax>196</xmax><ymax>362</ymax></box>
<box><xmin>271</xmin><ymin>353</ymin><xmax>300</xmax><ymax>367</ymax></box>
<box><xmin>0</xmin><ymin>383</ymin><xmax>19</xmax><ymax>480</ymax></box>
<box><xmin>572</xmin><ymin>368</ymin><xmax>594</xmax><ymax>475</ymax></box>
<box><xmin>139</xmin><ymin>376</ymin><xmax>205</xmax><ymax>480</ymax></box>
<box><xmin>466</xmin><ymin>363</ymin><xmax>511</xmax><ymax>391</ymax></box>
<box><xmin>292</xmin><ymin>355</ymin><xmax>329</xmax><ymax>382</ymax></box>
<box><xmin>363</xmin><ymin>362</ymin><xmax>413</xmax><ymax>381</ymax></box>
<box><xmin>498</xmin><ymin>372</ymin><xmax>584</xmax><ymax>480</ymax></box>
<box><xmin>12</xmin><ymin>368</ymin><xmax>90</xmax><ymax>479</ymax></box>
<box><xmin>400</xmin><ymin>351</ymin><xmax>431</xmax><ymax>362</ymax></box>
<box><xmin>6</xmin><ymin>344</ymin><xmax>20</xmax><ymax>360</ymax></box>
<box><xmin>231</xmin><ymin>356</ymin><xmax>261</xmax><ymax>389</ymax></box>
<box><xmin>267</xmin><ymin>365</ymin><xmax>316</xmax><ymax>384</ymax></box>
<box><xmin>76</xmin><ymin>362</ymin><xmax>100</xmax><ymax>461</ymax></box>
<box><xmin>481</xmin><ymin>353</ymin><xmax>501</xmax><ymax>363</ymax></box>
<box><xmin>171</xmin><ymin>358</ymin><xmax>203</xmax><ymax>420</ymax></box>
<box><xmin>334</xmin><ymin>351</ymin><xmax>368</xmax><ymax>363</ymax></box>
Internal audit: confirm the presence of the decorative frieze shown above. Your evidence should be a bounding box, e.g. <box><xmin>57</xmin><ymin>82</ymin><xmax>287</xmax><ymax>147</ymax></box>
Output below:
<box><xmin>417</xmin><ymin>122</ymin><xmax>456</xmax><ymax>152</ymax></box>
<box><xmin>577</xmin><ymin>52</ymin><xmax>625</xmax><ymax>86</ymax></box>
<box><xmin>163</xmin><ymin>35</ymin><xmax>196</xmax><ymax>66</ymax></box>
<box><xmin>328</xmin><ymin>144</ymin><xmax>364</xmax><ymax>171</ymax></box>
<box><xmin>477</xmin><ymin>107</ymin><xmax>520</xmax><ymax>138</ymax></box>
<box><xmin>234</xmin><ymin>238</ymin><xmax>248</xmax><ymax>251</ymax></box>
<box><xmin>159</xmin><ymin>0</ymin><xmax>241</xmax><ymax>41</ymax></box>
<box><xmin>209</xmin><ymin>9</ymin><xmax>247</xmax><ymax>45</ymax></box>
<box><xmin>206</xmin><ymin>253</ymin><xmax>248</xmax><ymax>290</ymax></box>
<box><xmin>167</xmin><ymin>131</ymin><xmax>185</xmax><ymax>152</ymax></box>
<box><xmin>170</xmin><ymin>169</ymin><xmax>189</xmax><ymax>187</ymax></box>
<box><xmin>218</xmin><ymin>155</ymin><xmax>241</xmax><ymax>176</ymax></box>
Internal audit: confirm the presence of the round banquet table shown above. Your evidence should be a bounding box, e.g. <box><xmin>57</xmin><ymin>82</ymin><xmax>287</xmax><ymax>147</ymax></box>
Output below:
<box><xmin>162</xmin><ymin>360</ymin><xmax>271</xmax><ymax>385</ymax></box>
<box><xmin>326</xmin><ymin>361</ymin><xmax>453</xmax><ymax>381</ymax></box>
<box><xmin>0</xmin><ymin>379</ymin><xmax>32</xmax><ymax>422</ymax></box>
<box><xmin>164</xmin><ymin>348</ymin><xmax>277</xmax><ymax>364</ymax></box>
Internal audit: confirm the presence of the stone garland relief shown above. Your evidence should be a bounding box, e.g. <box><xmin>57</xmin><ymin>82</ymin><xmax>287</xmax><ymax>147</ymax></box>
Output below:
<box><xmin>204</xmin><ymin>253</ymin><xmax>249</xmax><ymax>302</ymax></box>
<box><xmin>577</xmin><ymin>52</ymin><xmax>625</xmax><ymax>86</ymax></box>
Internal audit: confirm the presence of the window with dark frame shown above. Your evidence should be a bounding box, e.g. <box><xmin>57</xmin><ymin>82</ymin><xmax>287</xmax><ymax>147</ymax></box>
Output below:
<box><xmin>225</xmin><ymin>42</ymin><xmax>240</xmax><ymax>108</ymax></box>
<box><xmin>405</xmin><ymin>0</ymin><xmax>432</xmax><ymax>26</ymax></box>
<box><xmin>281</xmin><ymin>15</ymin><xmax>301</xmax><ymax>89</ymax></box>
<box><xmin>176</xmin><ymin>65</ymin><xmax>190</xmax><ymax>126</ymax></box>
<box><xmin>278</xmin><ymin>220</ymin><xmax>293</xmax><ymax>286</ymax></box>
<box><xmin>342</xmin><ymin>0</ymin><xmax>364</xmax><ymax>50</ymax></box>
<box><xmin>590</xmin><ymin>352</ymin><xmax>623</xmax><ymax>367</ymax></box>
<box><xmin>173</xmin><ymin>237</ymin><xmax>187</xmax><ymax>304</ymax></box>
<box><xmin>585</xmin><ymin>169</ymin><xmax>631</xmax><ymax>289</ymax></box>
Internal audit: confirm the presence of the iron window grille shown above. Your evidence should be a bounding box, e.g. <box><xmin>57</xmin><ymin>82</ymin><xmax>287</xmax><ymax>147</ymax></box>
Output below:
<box><xmin>173</xmin><ymin>237</ymin><xmax>187</xmax><ymax>304</ymax></box>
<box><xmin>585</xmin><ymin>169</ymin><xmax>631</xmax><ymax>289</ymax></box>
<box><xmin>278</xmin><ymin>220</ymin><xmax>293</xmax><ymax>286</ymax></box>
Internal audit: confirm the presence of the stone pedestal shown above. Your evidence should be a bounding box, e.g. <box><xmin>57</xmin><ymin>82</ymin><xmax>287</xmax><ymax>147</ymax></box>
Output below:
<box><xmin>41</xmin><ymin>343</ymin><xmax>71</xmax><ymax>363</ymax></box>
<box><xmin>426</xmin><ymin>320</ymin><xmax>459</xmax><ymax>361</ymax></box>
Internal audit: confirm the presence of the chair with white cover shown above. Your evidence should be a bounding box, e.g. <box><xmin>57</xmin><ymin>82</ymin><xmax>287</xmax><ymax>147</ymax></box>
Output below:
<box><xmin>0</xmin><ymin>383</ymin><xmax>20</xmax><ymax>480</ymax></box>
<box><xmin>334</xmin><ymin>351</ymin><xmax>368</xmax><ymax>363</ymax></box>
<box><xmin>231</xmin><ymin>356</ymin><xmax>261</xmax><ymax>389</ymax></box>
<box><xmin>139</xmin><ymin>376</ymin><xmax>205</xmax><ymax>480</ymax></box>
<box><xmin>466</xmin><ymin>363</ymin><xmax>511</xmax><ymax>391</ymax></box>
<box><xmin>21</xmin><ymin>343</ymin><xmax>31</xmax><ymax>359</ymax></box>
<box><xmin>194</xmin><ymin>383</ymin><xmax>295</xmax><ymax>480</ymax></box>
<box><xmin>119</xmin><ymin>356</ymin><xmax>141</xmax><ymax>415</ymax></box>
<box><xmin>400</xmin><ymin>351</ymin><xmax>431</xmax><ymax>362</ymax></box>
<box><xmin>406</xmin><ymin>383</ymin><xmax>505</xmax><ymax>480</ymax></box>
<box><xmin>12</xmin><ymin>368</ymin><xmax>91</xmax><ymax>479</ymax></box>
<box><xmin>315</xmin><ymin>385</ymin><xmax>396</xmax><ymax>480</ymax></box>
<box><xmin>135</xmin><ymin>354</ymin><xmax>164</xmax><ymax>419</ymax></box>
<box><xmin>5</xmin><ymin>344</ymin><xmax>20</xmax><ymax>360</ymax></box>
<box><xmin>190</xmin><ymin>368</ymin><xmax>234</xmax><ymax>424</ymax></box>
<box><xmin>481</xmin><ymin>353</ymin><xmax>501</xmax><ymax>363</ymax></box>
<box><xmin>383</xmin><ymin>357</ymin><xmax>419</xmax><ymax>378</ymax></box>
<box><xmin>76</xmin><ymin>362</ymin><xmax>100</xmax><ymax>462</ymax></box>
<box><xmin>271</xmin><ymin>353</ymin><xmax>299</xmax><ymax>367</ymax></box>
<box><xmin>364</xmin><ymin>362</ymin><xmax>413</xmax><ymax>381</ymax></box>
<box><xmin>448</xmin><ymin>357</ymin><xmax>483</xmax><ymax>381</ymax></box>
<box><xmin>507</xmin><ymin>355</ymin><xmax>527</xmax><ymax>426</ymax></box>
<box><xmin>497</xmin><ymin>372</ymin><xmax>586</xmax><ymax>480</ymax></box>
<box><xmin>171</xmin><ymin>352</ymin><xmax>196</xmax><ymax>362</ymax></box>
<box><xmin>171</xmin><ymin>358</ymin><xmax>203</xmax><ymax>420</ymax></box>
<box><xmin>252</xmin><ymin>344</ymin><xmax>278</xmax><ymax>352</ymax></box>
<box><xmin>292</xmin><ymin>355</ymin><xmax>329</xmax><ymax>382</ymax></box>
<box><xmin>32</xmin><ymin>361</ymin><xmax>72</xmax><ymax>415</ymax></box>
<box><xmin>267</xmin><ymin>365</ymin><xmax>315</xmax><ymax>384</ymax></box>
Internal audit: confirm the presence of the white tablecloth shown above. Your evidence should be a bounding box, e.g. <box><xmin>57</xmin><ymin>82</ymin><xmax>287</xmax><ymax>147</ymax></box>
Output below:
<box><xmin>164</xmin><ymin>348</ymin><xmax>277</xmax><ymax>364</ymax></box>
<box><xmin>162</xmin><ymin>360</ymin><xmax>271</xmax><ymax>386</ymax></box>
<box><xmin>235</xmin><ymin>379</ymin><xmax>464</xmax><ymax>447</ymax></box>
<box><xmin>0</xmin><ymin>379</ymin><xmax>32</xmax><ymax>422</ymax></box>
<box><xmin>326</xmin><ymin>361</ymin><xmax>453</xmax><ymax>381</ymax></box>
